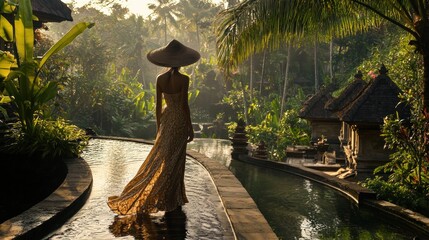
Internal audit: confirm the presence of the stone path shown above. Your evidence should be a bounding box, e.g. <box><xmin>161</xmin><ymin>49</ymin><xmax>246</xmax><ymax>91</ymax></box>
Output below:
<box><xmin>187</xmin><ymin>150</ymin><xmax>277</xmax><ymax>240</ymax></box>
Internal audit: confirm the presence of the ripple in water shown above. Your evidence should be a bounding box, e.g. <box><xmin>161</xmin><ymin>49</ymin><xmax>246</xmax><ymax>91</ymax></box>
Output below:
<box><xmin>46</xmin><ymin>139</ymin><xmax>227</xmax><ymax>239</ymax></box>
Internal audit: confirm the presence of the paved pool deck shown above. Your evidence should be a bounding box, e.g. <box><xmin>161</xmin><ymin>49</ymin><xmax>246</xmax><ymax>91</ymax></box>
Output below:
<box><xmin>0</xmin><ymin>137</ymin><xmax>277</xmax><ymax>239</ymax></box>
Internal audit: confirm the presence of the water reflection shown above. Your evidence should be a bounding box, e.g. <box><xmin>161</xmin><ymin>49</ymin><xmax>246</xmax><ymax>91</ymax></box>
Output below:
<box><xmin>228</xmin><ymin>159</ymin><xmax>415</xmax><ymax>239</ymax></box>
<box><xmin>46</xmin><ymin>139</ymin><xmax>227</xmax><ymax>239</ymax></box>
<box><xmin>186</xmin><ymin>139</ymin><xmax>423</xmax><ymax>239</ymax></box>
<box><xmin>109</xmin><ymin>209</ymin><xmax>187</xmax><ymax>239</ymax></box>
<box><xmin>187</xmin><ymin>138</ymin><xmax>232</xmax><ymax>167</ymax></box>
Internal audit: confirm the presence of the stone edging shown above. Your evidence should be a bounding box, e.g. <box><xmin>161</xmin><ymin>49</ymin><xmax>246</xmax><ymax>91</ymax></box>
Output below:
<box><xmin>186</xmin><ymin>150</ymin><xmax>278</xmax><ymax>240</ymax></box>
<box><xmin>241</xmin><ymin>155</ymin><xmax>429</xmax><ymax>238</ymax></box>
<box><xmin>241</xmin><ymin>155</ymin><xmax>375</xmax><ymax>203</ymax></box>
<box><xmin>0</xmin><ymin>158</ymin><xmax>93</xmax><ymax>240</ymax></box>
<box><xmin>363</xmin><ymin>199</ymin><xmax>429</xmax><ymax>237</ymax></box>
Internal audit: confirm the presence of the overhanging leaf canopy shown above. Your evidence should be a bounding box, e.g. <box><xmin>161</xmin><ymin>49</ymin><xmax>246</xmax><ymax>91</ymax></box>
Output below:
<box><xmin>215</xmin><ymin>0</ymin><xmax>424</xmax><ymax>73</ymax></box>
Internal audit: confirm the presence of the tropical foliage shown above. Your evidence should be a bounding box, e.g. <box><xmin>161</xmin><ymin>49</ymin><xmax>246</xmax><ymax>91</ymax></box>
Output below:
<box><xmin>215</xmin><ymin>0</ymin><xmax>429</xmax><ymax>110</ymax></box>
<box><xmin>378</xmin><ymin>109</ymin><xmax>429</xmax><ymax>192</ymax></box>
<box><xmin>223</xmin><ymin>79</ymin><xmax>310</xmax><ymax>160</ymax></box>
<box><xmin>215</xmin><ymin>0</ymin><xmax>378</xmax><ymax>73</ymax></box>
<box><xmin>148</xmin><ymin>0</ymin><xmax>180</xmax><ymax>45</ymax></box>
<box><xmin>363</xmin><ymin>175</ymin><xmax>428</xmax><ymax>214</ymax></box>
<box><xmin>215</xmin><ymin>0</ymin><xmax>429</xmax><ymax>215</ymax></box>
<box><xmin>4</xmin><ymin>118</ymin><xmax>88</xmax><ymax>162</ymax></box>
<box><xmin>34</xmin><ymin>1</ymin><xmax>345</xmax><ymax>141</ymax></box>
<box><xmin>343</xmin><ymin>32</ymin><xmax>429</xmax><ymax>213</ymax></box>
<box><xmin>0</xmin><ymin>0</ymin><xmax>92</xmax><ymax>161</ymax></box>
<box><xmin>246</xmin><ymin>108</ymin><xmax>310</xmax><ymax>161</ymax></box>
<box><xmin>30</xmin><ymin>2</ymin><xmax>224</xmax><ymax>138</ymax></box>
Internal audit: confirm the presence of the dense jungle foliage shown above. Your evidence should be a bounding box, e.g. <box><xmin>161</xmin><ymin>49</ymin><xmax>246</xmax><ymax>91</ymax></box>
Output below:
<box><xmin>34</xmin><ymin>2</ymin><xmax>389</xmax><ymax>141</ymax></box>
<box><xmin>0</xmin><ymin>0</ymin><xmax>91</xmax><ymax>162</ymax></box>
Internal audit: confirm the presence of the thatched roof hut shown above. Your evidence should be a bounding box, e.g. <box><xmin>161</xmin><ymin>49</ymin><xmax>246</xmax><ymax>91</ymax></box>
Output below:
<box><xmin>325</xmin><ymin>71</ymin><xmax>367</xmax><ymax>113</ymax></box>
<box><xmin>334</xmin><ymin>66</ymin><xmax>410</xmax><ymax>172</ymax></box>
<box><xmin>338</xmin><ymin>66</ymin><xmax>408</xmax><ymax>124</ymax></box>
<box><xmin>299</xmin><ymin>86</ymin><xmax>341</xmax><ymax>146</ymax></box>
<box><xmin>299</xmin><ymin>86</ymin><xmax>339</xmax><ymax>121</ymax></box>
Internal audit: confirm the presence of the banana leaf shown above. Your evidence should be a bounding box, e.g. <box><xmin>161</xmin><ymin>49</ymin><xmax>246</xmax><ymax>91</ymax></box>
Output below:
<box><xmin>0</xmin><ymin>15</ymin><xmax>13</xmax><ymax>42</ymax></box>
<box><xmin>14</xmin><ymin>0</ymin><xmax>33</xmax><ymax>63</ymax></box>
<box><xmin>39</xmin><ymin>22</ymin><xmax>95</xmax><ymax>70</ymax></box>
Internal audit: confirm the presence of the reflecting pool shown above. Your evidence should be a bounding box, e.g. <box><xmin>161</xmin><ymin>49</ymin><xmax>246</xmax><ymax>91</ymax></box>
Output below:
<box><xmin>188</xmin><ymin>139</ymin><xmax>420</xmax><ymax>239</ymax></box>
<box><xmin>230</xmin><ymin>160</ymin><xmax>418</xmax><ymax>239</ymax></box>
<box><xmin>46</xmin><ymin>139</ymin><xmax>229</xmax><ymax>239</ymax></box>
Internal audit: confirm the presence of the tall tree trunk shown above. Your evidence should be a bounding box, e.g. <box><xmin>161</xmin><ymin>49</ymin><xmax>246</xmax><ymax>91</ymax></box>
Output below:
<box><xmin>423</xmin><ymin>47</ymin><xmax>429</xmax><ymax>111</ymax></box>
<box><xmin>314</xmin><ymin>37</ymin><xmax>319</xmax><ymax>92</ymax></box>
<box><xmin>196</xmin><ymin>20</ymin><xmax>201</xmax><ymax>52</ymax></box>
<box><xmin>192</xmin><ymin>21</ymin><xmax>200</xmax><ymax>89</ymax></box>
<box><xmin>259</xmin><ymin>49</ymin><xmax>266</xmax><ymax>94</ymax></box>
<box><xmin>164</xmin><ymin>16</ymin><xmax>167</xmax><ymax>45</ymax></box>
<box><xmin>191</xmin><ymin>67</ymin><xmax>196</xmax><ymax>88</ymax></box>
<box><xmin>414</xmin><ymin>23</ymin><xmax>429</xmax><ymax>111</ymax></box>
<box><xmin>329</xmin><ymin>39</ymin><xmax>333</xmax><ymax>83</ymax></box>
<box><xmin>249</xmin><ymin>55</ymin><xmax>254</xmax><ymax>102</ymax></box>
<box><xmin>423</xmin><ymin>47</ymin><xmax>429</xmax><ymax>179</ymax></box>
<box><xmin>280</xmin><ymin>45</ymin><xmax>291</xmax><ymax>118</ymax></box>
<box><xmin>240</xmin><ymin>74</ymin><xmax>249</xmax><ymax>124</ymax></box>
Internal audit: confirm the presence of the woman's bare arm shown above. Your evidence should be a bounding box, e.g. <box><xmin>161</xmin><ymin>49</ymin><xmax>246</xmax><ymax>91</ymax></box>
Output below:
<box><xmin>155</xmin><ymin>77</ymin><xmax>163</xmax><ymax>132</ymax></box>
<box><xmin>181</xmin><ymin>76</ymin><xmax>193</xmax><ymax>142</ymax></box>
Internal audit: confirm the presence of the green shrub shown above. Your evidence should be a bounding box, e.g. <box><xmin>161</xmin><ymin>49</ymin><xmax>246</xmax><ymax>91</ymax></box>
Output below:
<box><xmin>226</xmin><ymin>121</ymin><xmax>237</xmax><ymax>139</ymax></box>
<box><xmin>247</xmin><ymin>109</ymin><xmax>310</xmax><ymax>160</ymax></box>
<box><xmin>2</xmin><ymin>118</ymin><xmax>88</xmax><ymax>162</ymax></box>
<box><xmin>363</xmin><ymin>176</ymin><xmax>428</xmax><ymax>213</ymax></box>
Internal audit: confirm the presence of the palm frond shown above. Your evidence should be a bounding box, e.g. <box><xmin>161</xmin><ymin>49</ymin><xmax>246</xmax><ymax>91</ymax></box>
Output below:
<box><xmin>215</xmin><ymin>0</ymin><xmax>421</xmax><ymax>73</ymax></box>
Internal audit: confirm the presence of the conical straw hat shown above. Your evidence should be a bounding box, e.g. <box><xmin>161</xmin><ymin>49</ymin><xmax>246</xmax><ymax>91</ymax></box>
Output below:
<box><xmin>147</xmin><ymin>39</ymin><xmax>200</xmax><ymax>67</ymax></box>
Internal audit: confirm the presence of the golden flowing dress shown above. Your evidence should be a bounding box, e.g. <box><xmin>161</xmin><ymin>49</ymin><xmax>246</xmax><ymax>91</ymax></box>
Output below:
<box><xmin>108</xmin><ymin>92</ymin><xmax>188</xmax><ymax>214</ymax></box>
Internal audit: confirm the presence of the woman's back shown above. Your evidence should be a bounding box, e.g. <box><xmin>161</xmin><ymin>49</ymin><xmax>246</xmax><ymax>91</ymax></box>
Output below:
<box><xmin>157</xmin><ymin>69</ymin><xmax>189</xmax><ymax>94</ymax></box>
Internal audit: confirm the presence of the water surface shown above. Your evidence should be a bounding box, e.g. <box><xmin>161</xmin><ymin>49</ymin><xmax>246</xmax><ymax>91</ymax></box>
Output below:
<box><xmin>189</xmin><ymin>139</ymin><xmax>419</xmax><ymax>239</ymax></box>
<box><xmin>46</xmin><ymin>139</ymin><xmax>229</xmax><ymax>239</ymax></box>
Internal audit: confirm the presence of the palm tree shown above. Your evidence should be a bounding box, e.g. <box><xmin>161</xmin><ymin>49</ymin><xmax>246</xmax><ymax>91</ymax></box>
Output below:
<box><xmin>148</xmin><ymin>0</ymin><xmax>180</xmax><ymax>45</ymax></box>
<box><xmin>314</xmin><ymin>35</ymin><xmax>319</xmax><ymax>92</ymax></box>
<box><xmin>176</xmin><ymin>0</ymin><xmax>220</xmax><ymax>52</ymax></box>
<box><xmin>259</xmin><ymin>49</ymin><xmax>266</xmax><ymax>94</ymax></box>
<box><xmin>280</xmin><ymin>44</ymin><xmax>292</xmax><ymax>118</ymax></box>
<box><xmin>329</xmin><ymin>39</ymin><xmax>334</xmax><ymax>82</ymax></box>
<box><xmin>215</xmin><ymin>0</ymin><xmax>429</xmax><ymax>110</ymax></box>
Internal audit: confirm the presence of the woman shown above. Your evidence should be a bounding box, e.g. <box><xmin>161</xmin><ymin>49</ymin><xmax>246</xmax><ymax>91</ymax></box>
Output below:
<box><xmin>107</xmin><ymin>39</ymin><xmax>200</xmax><ymax>215</ymax></box>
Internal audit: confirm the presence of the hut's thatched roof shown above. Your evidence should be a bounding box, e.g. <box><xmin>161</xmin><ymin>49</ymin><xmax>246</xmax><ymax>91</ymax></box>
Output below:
<box><xmin>338</xmin><ymin>68</ymin><xmax>408</xmax><ymax>124</ymax></box>
<box><xmin>32</xmin><ymin>0</ymin><xmax>73</xmax><ymax>23</ymax></box>
<box><xmin>325</xmin><ymin>78</ymin><xmax>367</xmax><ymax>112</ymax></box>
<box><xmin>299</xmin><ymin>87</ymin><xmax>339</xmax><ymax>121</ymax></box>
